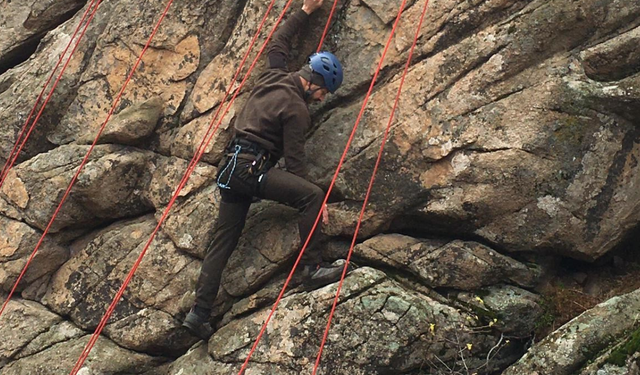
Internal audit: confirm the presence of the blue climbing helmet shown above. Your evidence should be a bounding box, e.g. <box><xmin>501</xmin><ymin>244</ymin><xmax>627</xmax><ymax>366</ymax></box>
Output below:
<box><xmin>308</xmin><ymin>51</ymin><xmax>343</xmax><ymax>93</ymax></box>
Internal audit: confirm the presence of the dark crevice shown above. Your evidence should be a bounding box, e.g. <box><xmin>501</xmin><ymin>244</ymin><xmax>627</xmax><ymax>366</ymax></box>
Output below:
<box><xmin>0</xmin><ymin>3</ymin><xmax>88</xmax><ymax>76</ymax></box>
<box><xmin>424</xmin><ymin>44</ymin><xmax>509</xmax><ymax>110</ymax></box>
<box><xmin>386</xmin><ymin>214</ymin><xmax>537</xmax><ymax>264</ymax></box>
<box><xmin>588</xmin><ymin>6</ymin><xmax>640</xmax><ymax>49</ymax></box>
<box><xmin>12</xmin><ymin>321</ymin><xmax>83</xmax><ymax>362</ymax></box>
<box><xmin>0</xmin><ymin>36</ymin><xmax>41</xmax><ymax>76</ymax></box>
<box><xmin>307</xmin><ymin>77</ymin><xmax>373</xmax><ymax>136</ymax></box>
<box><xmin>312</xmin><ymin>274</ymin><xmax>387</xmax><ymax>315</ymax></box>
<box><xmin>499</xmin><ymin>0</ymin><xmax>546</xmax><ymax>26</ymax></box>
<box><xmin>199</xmin><ymin>0</ymin><xmax>250</xmax><ymax>65</ymax></box>
<box><xmin>446</xmin><ymin>80</ymin><xmax>525</xmax><ymax>120</ymax></box>
<box><xmin>392</xmin><ymin>300</ymin><xmax>413</xmax><ymax>325</ymax></box>
<box><xmin>582</xmin><ymin>17</ymin><xmax>640</xmax><ymax>53</ymax></box>
<box><xmin>599</xmin><ymin>223</ymin><xmax>640</xmax><ymax>265</ymax></box>
<box><xmin>100</xmin><ymin>326</ymin><xmax>175</xmax><ymax>361</ymax></box>
<box><xmin>585</xmin><ymin>126</ymin><xmax>640</xmax><ymax>242</ymax></box>
<box><xmin>467</xmin><ymin>145</ymin><xmax>552</xmax><ymax>162</ymax></box>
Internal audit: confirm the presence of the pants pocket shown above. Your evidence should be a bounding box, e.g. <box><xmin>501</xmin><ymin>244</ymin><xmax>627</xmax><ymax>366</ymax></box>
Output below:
<box><xmin>217</xmin><ymin>156</ymin><xmax>259</xmax><ymax>197</ymax></box>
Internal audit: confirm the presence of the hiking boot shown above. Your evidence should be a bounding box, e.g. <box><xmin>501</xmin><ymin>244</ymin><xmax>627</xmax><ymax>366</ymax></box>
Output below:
<box><xmin>182</xmin><ymin>308</ymin><xmax>214</xmax><ymax>340</ymax></box>
<box><xmin>298</xmin><ymin>260</ymin><xmax>354</xmax><ymax>289</ymax></box>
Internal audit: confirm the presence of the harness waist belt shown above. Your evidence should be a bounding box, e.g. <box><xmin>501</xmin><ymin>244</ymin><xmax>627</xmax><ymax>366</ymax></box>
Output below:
<box><xmin>228</xmin><ymin>138</ymin><xmax>268</xmax><ymax>157</ymax></box>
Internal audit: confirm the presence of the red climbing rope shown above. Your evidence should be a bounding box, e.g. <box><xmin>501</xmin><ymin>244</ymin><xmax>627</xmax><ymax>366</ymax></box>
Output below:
<box><xmin>0</xmin><ymin>0</ymin><xmax>103</xmax><ymax>189</ymax></box>
<box><xmin>316</xmin><ymin>0</ymin><xmax>340</xmax><ymax>52</ymax></box>
<box><xmin>68</xmin><ymin>1</ymin><xmax>315</xmax><ymax>373</ymax></box>
<box><xmin>238</xmin><ymin>0</ymin><xmax>412</xmax><ymax>373</ymax></box>
<box><xmin>181</xmin><ymin>0</ymin><xmax>340</xmax><ymax>188</ymax></box>
<box><xmin>168</xmin><ymin>0</ymin><xmax>281</xmax><ymax>212</ymax></box>
<box><xmin>64</xmin><ymin>2</ymin><xmax>178</xmax><ymax>373</ymax></box>
<box><xmin>66</xmin><ymin>0</ymin><xmax>343</xmax><ymax>371</ymax></box>
<box><xmin>313</xmin><ymin>0</ymin><xmax>432</xmax><ymax>372</ymax></box>
<box><xmin>0</xmin><ymin>0</ymin><xmax>105</xmax><ymax>320</ymax></box>
<box><xmin>178</xmin><ymin>0</ymin><xmax>341</xmax><ymax>199</ymax></box>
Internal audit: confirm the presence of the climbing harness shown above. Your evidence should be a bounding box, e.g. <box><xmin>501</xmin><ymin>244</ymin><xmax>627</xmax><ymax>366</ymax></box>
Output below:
<box><xmin>216</xmin><ymin>138</ymin><xmax>272</xmax><ymax>192</ymax></box>
<box><xmin>249</xmin><ymin>150</ymin><xmax>269</xmax><ymax>176</ymax></box>
<box><xmin>232</xmin><ymin>138</ymin><xmax>271</xmax><ymax>175</ymax></box>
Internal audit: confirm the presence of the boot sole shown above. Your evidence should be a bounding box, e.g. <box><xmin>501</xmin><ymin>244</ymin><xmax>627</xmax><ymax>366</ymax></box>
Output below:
<box><xmin>182</xmin><ymin>320</ymin><xmax>213</xmax><ymax>340</ymax></box>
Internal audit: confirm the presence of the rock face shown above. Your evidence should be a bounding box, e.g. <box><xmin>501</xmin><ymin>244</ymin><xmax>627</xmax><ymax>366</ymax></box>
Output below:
<box><xmin>0</xmin><ymin>216</ymin><xmax>68</xmax><ymax>293</ymax></box>
<box><xmin>1</xmin><ymin>0</ymin><xmax>639</xmax><ymax>373</ymax></box>
<box><xmin>178</xmin><ymin>268</ymin><xmax>521</xmax><ymax>374</ymax></box>
<box><xmin>0</xmin><ymin>298</ymin><xmax>163</xmax><ymax>373</ymax></box>
<box><xmin>313</xmin><ymin>0</ymin><xmax>640</xmax><ymax>261</ymax></box>
<box><xmin>42</xmin><ymin>215</ymin><xmax>200</xmax><ymax>355</ymax></box>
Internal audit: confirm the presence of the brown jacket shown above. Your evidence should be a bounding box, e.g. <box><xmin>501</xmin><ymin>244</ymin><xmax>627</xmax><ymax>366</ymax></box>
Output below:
<box><xmin>233</xmin><ymin>9</ymin><xmax>311</xmax><ymax>178</ymax></box>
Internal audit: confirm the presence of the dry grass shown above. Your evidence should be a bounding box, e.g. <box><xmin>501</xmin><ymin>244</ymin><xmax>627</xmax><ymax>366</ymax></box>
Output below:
<box><xmin>535</xmin><ymin>259</ymin><xmax>640</xmax><ymax>339</ymax></box>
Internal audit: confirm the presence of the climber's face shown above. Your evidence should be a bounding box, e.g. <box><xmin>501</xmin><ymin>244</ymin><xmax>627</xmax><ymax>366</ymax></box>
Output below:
<box><xmin>309</xmin><ymin>85</ymin><xmax>329</xmax><ymax>103</ymax></box>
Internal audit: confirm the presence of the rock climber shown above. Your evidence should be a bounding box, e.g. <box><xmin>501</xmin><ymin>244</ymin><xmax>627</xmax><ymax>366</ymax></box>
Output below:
<box><xmin>183</xmin><ymin>0</ymin><xmax>345</xmax><ymax>339</ymax></box>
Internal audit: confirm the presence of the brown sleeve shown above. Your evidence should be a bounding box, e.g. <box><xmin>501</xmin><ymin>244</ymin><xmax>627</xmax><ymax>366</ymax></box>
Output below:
<box><xmin>267</xmin><ymin>9</ymin><xmax>310</xmax><ymax>70</ymax></box>
<box><xmin>281</xmin><ymin>104</ymin><xmax>310</xmax><ymax>178</ymax></box>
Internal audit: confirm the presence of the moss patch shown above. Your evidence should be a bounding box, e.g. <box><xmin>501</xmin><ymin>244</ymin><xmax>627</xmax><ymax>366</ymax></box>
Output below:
<box><xmin>606</xmin><ymin>326</ymin><xmax>640</xmax><ymax>367</ymax></box>
<box><xmin>553</xmin><ymin>116</ymin><xmax>586</xmax><ymax>147</ymax></box>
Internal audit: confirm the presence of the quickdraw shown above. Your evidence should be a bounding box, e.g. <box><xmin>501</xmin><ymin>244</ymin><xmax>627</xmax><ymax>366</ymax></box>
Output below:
<box><xmin>216</xmin><ymin>144</ymin><xmax>242</xmax><ymax>189</ymax></box>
